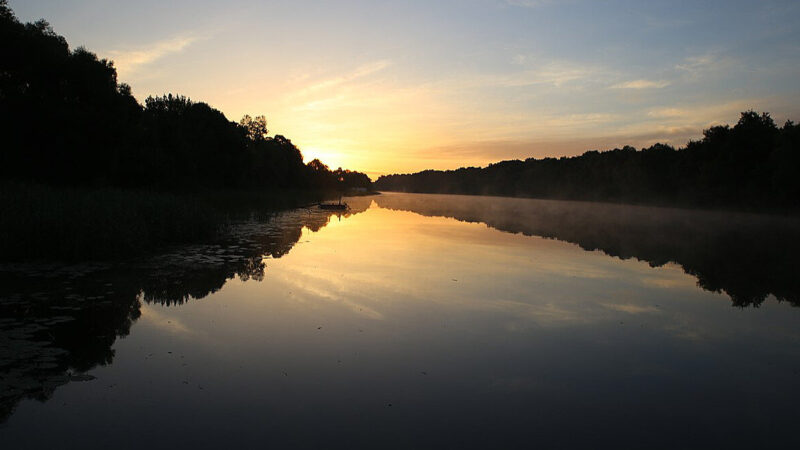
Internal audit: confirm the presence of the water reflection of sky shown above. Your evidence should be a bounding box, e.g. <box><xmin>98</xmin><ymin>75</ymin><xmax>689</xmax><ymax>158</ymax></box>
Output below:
<box><xmin>3</xmin><ymin>196</ymin><xmax>799</xmax><ymax>449</ymax></box>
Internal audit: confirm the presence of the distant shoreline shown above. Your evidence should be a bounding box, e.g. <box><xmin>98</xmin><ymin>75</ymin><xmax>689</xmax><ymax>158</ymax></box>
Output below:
<box><xmin>375</xmin><ymin>112</ymin><xmax>800</xmax><ymax>214</ymax></box>
<box><xmin>373</xmin><ymin>189</ymin><xmax>798</xmax><ymax>216</ymax></box>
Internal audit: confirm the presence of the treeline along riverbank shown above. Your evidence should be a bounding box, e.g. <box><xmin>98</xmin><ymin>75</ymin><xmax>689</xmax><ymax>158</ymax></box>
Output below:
<box><xmin>0</xmin><ymin>2</ymin><xmax>372</xmax><ymax>260</ymax></box>
<box><xmin>375</xmin><ymin>111</ymin><xmax>800</xmax><ymax>212</ymax></box>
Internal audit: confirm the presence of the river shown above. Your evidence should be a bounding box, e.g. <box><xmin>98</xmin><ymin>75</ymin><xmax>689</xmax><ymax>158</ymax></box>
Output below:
<box><xmin>1</xmin><ymin>192</ymin><xmax>799</xmax><ymax>449</ymax></box>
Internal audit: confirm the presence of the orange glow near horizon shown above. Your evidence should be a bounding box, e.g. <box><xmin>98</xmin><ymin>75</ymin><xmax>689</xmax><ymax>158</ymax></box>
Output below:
<box><xmin>13</xmin><ymin>0</ymin><xmax>799</xmax><ymax>178</ymax></box>
<box><xmin>202</xmin><ymin>65</ymin><xmax>798</xmax><ymax>178</ymax></box>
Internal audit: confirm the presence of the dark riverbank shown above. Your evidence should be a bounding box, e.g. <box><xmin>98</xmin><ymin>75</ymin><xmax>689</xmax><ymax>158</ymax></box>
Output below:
<box><xmin>0</xmin><ymin>3</ymin><xmax>375</xmax><ymax>262</ymax></box>
<box><xmin>0</xmin><ymin>183</ymin><xmax>358</xmax><ymax>261</ymax></box>
<box><xmin>375</xmin><ymin>111</ymin><xmax>800</xmax><ymax>214</ymax></box>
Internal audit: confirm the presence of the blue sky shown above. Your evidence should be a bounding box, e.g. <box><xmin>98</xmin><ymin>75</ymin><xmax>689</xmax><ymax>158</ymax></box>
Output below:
<box><xmin>10</xmin><ymin>0</ymin><xmax>800</xmax><ymax>175</ymax></box>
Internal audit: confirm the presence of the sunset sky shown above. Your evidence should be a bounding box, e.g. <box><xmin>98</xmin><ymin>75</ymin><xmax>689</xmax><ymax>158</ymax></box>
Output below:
<box><xmin>11</xmin><ymin>0</ymin><xmax>800</xmax><ymax>177</ymax></box>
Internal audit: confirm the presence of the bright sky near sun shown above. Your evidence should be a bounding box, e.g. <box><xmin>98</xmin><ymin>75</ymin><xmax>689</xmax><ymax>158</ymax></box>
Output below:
<box><xmin>10</xmin><ymin>0</ymin><xmax>800</xmax><ymax>177</ymax></box>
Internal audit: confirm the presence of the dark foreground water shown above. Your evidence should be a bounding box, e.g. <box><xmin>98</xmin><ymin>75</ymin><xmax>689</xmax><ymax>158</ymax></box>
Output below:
<box><xmin>1</xmin><ymin>193</ymin><xmax>799</xmax><ymax>449</ymax></box>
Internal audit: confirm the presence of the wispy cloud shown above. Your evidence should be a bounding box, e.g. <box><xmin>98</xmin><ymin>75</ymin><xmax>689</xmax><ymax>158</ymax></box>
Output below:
<box><xmin>286</xmin><ymin>59</ymin><xmax>399</xmax><ymax>117</ymax></box>
<box><xmin>675</xmin><ymin>53</ymin><xmax>735</xmax><ymax>80</ymax></box>
<box><xmin>646</xmin><ymin>107</ymin><xmax>687</xmax><ymax>119</ymax></box>
<box><xmin>602</xmin><ymin>303</ymin><xmax>661</xmax><ymax>314</ymax></box>
<box><xmin>296</xmin><ymin>60</ymin><xmax>392</xmax><ymax>96</ymax></box>
<box><xmin>291</xmin><ymin>95</ymin><xmax>349</xmax><ymax>112</ymax></box>
<box><xmin>107</xmin><ymin>34</ymin><xmax>201</xmax><ymax>77</ymax></box>
<box><xmin>611</xmin><ymin>79</ymin><xmax>670</xmax><ymax>89</ymax></box>
<box><xmin>455</xmin><ymin>59</ymin><xmax>612</xmax><ymax>90</ymax></box>
<box><xmin>675</xmin><ymin>54</ymin><xmax>715</xmax><ymax>73</ymax></box>
<box><xmin>526</xmin><ymin>61</ymin><xmax>603</xmax><ymax>87</ymax></box>
<box><xmin>645</xmin><ymin>100</ymin><xmax>755</xmax><ymax>123</ymax></box>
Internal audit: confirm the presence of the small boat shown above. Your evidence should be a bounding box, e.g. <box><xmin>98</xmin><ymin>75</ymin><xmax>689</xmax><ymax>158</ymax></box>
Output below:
<box><xmin>319</xmin><ymin>202</ymin><xmax>348</xmax><ymax>210</ymax></box>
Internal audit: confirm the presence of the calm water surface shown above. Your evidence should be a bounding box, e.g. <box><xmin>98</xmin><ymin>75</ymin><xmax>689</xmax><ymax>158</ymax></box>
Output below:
<box><xmin>1</xmin><ymin>193</ymin><xmax>799</xmax><ymax>449</ymax></box>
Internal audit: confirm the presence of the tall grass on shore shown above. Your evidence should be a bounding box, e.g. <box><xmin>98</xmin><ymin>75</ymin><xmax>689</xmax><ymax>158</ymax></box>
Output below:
<box><xmin>0</xmin><ymin>183</ymin><xmax>326</xmax><ymax>261</ymax></box>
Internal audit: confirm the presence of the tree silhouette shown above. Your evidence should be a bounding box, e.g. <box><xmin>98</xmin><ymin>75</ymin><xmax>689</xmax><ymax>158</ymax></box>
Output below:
<box><xmin>0</xmin><ymin>2</ymin><xmax>371</xmax><ymax>191</ymax></box>
<box><xmin>240</xmin><ymin>114</ymin><xmax>269</xmax><ymax>142</ymax></box>
<box><xmin>375</xmin><ymin>111</ymin><xmax>800</xmax><ymax>211</ymax></box>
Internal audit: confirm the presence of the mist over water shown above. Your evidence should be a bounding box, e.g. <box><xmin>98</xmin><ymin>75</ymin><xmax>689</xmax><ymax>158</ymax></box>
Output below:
<box><xmin>374</xmin><ymin>192</ymin><xmax>800</xmax><ymax>307</ymax></box>
<box><xmin>1</xmin><ymin>193</ymin><xmax>798</xmax><ymax>449</ymax></box>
